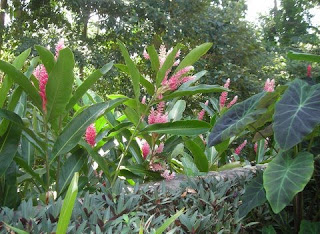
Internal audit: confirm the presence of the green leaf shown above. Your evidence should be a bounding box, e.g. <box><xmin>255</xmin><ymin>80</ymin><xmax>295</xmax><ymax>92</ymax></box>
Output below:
<box><xmin>0</xmin><ymin>123</ymin><xmax>22</xmax><ymax>177</ymax></box>
<box><xmin>35</xmin><ymin>45</ymin><xmax>55</xmax><ymax>73</ymax></box>
<box><xmin>14</xmin><ymin>154</ymin><xmax>45</xmax><ymax>188</ymax></box>
<box><xmin>56</xmin><ymin>172</ymin><xmax>79</xmax><ymax>234</ymax></box>
<box><xmin>51</xmin><ymin>99</ymin><xmax>126</xmax><ymax>163</ymax></box>
<box><xmin>141</xmin><ymin>120</ymin><xmax>211</xmax><ymax>136</ymax></box>
<box><xmin>237</xmin><ymin>172</ymin><xmax>266</xmax><ymax>220</ymax></box>
<box><xmin>80</xmin><ymin>140</ymin><xmax>112</xmax><ymax>182</ymax></box>
<box><xmin>1</xmin><ymin>162</ymin><xmax>19</xmax><ymax>208</ymax></box>
<box><xmin>175</xmin><ymin>43</ymin><xmax>212</xmax><ymax>72</ymax></box>
<box><xmin>146</xmin><ymin>45</ymin><xmax>160</xmax><ymax>71</ymax></box>
<box><xmin>46</xmin><ymin>48</ymin><xmax>75</xmax><ymax>122</ymax></box>
<box><xmin>168</xmin><ymin>100</ymin><xmax>186</xmax><ymax>121</ymax></box>
<box><xmin>273</xmin><ymin>79</ymin><xmax>320</xmax><ymax>151</ymax></box>
<box><xmin>156</xmin><ymin>45</ymin><xmax>180</xmax><ymax>87</ymax></box>
<box><xmin>287</xmin><ymin>51</ymin><xmax>320</xmax><ymax>63</ymax></box>
<box><xmin>0</xmin><ymin>60</ymin><xmax>42</xmax><ymax>110</ymax></box>
<box><xmin>162</xmin><ymin>84</ymin><xmax>227</xmax><ymax>101</ymax></box>
<box><xmin>117</xmin><ymin>40</ymin><xmax>141</xmax><ymax>100</ymax></box>
<box><xmin>299</xmin><ymin>220</ymin><xmax>320</xmax><ymax>234</ymax></box>
<box><xmin>140</xmin><ymin>76</ymin><xmax>155</xmax><ymax>95</ymax></box>
<box><xmin>3</xmin><ymin>222</ymin><xmax>28</xmax><ymax>234</ymax></box>
<box><xmin>208</xmin><ymin>92</ymin><xmax>266</xmax><ymax>147</ymax></box>
<box><xmin>262</xmin><ymin>225</ymin><xmax>276</xmax><ymax>234</ymax></box>
<box><xmin>179</xmin><ymin>70</ymin><xmax>207</xmax><ymax>89</ymax></box>
<box><xmin>155</xmin><ymin>208</ymin><xmax>185</xmax><ymax>234</ymax></box>
<box><xmin>263</xmin><ymin>151</ymin><xmax>314</xmax><ymax>214</ymax></box>
<box><xmin>184</xmin><ymin>139</ymin><xmax>209</xmax><ymax>172</ymax></box>
<box><xmin>256</xmin><ymin>139</ymin><xmax>266</xmax><ymax>163</ymax></box>
<box><xmin>0</xmin><ymin>48</ymin><xmax>31</xmax><ymax>108</ymax></box>
<box><xmin>66</xmin><ymin>61</ymin><xmax>113</xmax><ymax>111</ymax></box>
<box><xmin>58</xmin><ymin>148</ymin><xmax>86</xmax><ymax>195</ymax></box>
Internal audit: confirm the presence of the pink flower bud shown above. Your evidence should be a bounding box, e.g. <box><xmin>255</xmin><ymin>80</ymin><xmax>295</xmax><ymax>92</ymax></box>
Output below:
<box><xmin>33</xmin><ymin>64</ymin><xmax>49</xmax><ymax>112</ymax></box>
<box><xmin>264</xmin><ymin>78</ymin><xmax>275</xmax><ymax>92</ymax></box>
<box><xmin>156</xmin><ymin>142</ymin><xmax>164</xmax><ymax>154</ymax></box>
<box><xmin>161</xmin><ymin>170</ymin><xmax>175</xmax><ymax>181</ymax></box>
<box><xmin>85</xmin><ymin>124</ymin><xmax>96</xmax><ymax>147</ymax></box>
<box><xmin>227</xmin><ymin>95</ymin><xmax>238</xmax><ymax>108</ymax></box>
<box><xmin>141</xmin><ymin>96</ymin><xmax>146</xmax><ymax>104</ymax></box>
<box><xmin>307</xmin><ymin>65</ymin><xmax>312</xmax><ymax>77</ymax></box>
<box><xmin>143</xmin><ymin>49</ymin><xmax>150</xmax><ymax>60</ymax></box>
<box><xmin>55</xmin><ymin>39</ymin><xmax>64</xmax><ymax>58</ymax></box>
<box><xmin>235</xmin><ymin>140</ymin><xmax>247</xmax><ymax>155</ymax></box>
<box><xmin>142</xmin><ymin>141</ymin><xmax>150</xmax><ymax>159</ymax></box>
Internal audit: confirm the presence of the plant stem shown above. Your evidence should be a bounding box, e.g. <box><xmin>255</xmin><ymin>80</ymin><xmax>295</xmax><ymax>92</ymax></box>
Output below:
<box><xmin>111</xmin><ymin>95</ymin><xmax>156</xmax><ymax>186</ymax></box>
<box><xmin>44</xmin><ymin>116</ymin><xmax>50</xmax><ymax>193</ymax></box>
<box><xmin>56</xmin><ymin>117</ymin><xmax>63</xmax><ymax>194</ymax></box>
<box><xmin>307</xmin><ymin>128</ymin><xmax>316</xmax><ymax>152</ymax></box>
<box><xmin>294</xmin><ymin>192</ymin><xmax>303</xmax><ymax>234</ymax></box>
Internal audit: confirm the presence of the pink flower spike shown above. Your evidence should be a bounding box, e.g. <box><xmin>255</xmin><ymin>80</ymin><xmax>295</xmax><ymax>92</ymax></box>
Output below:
<box><xmin>55</xmin><ymin>39</ymin><xmax>65</xmax><ymax>58</ymax></box>
<box><xmin>143</xmin><ymin>49</ymin><xmax>150</xmax><ymax>60</ymax></box>
<box><xmin>150</xmin><ymin>163</ymin><xmax>165</xmax><ymax>171</ymax></box>
<box><xmin>227</xmin><ymin>95</ymin><xmax>238</xmax><ymax>108</ymax></box>
<box><xmin>156</xmin><ymin>142</ymin><xmax>164</xmax><ymax>154</ymax></box>
<box><xmin>175</xmin><ymin>50</ymin><xmax>181</xmax><ymax>58</ymax></box>
<box><xmin>142</xmin><ymin>141</ymin><xmax>150</xmax><ymax>159</ymax></box>
<box><xmin>307</xmin><ymin>65</ymin><xmax>312</xmax><ymax>77</ymax></box>
<box><xmin>205</xmin><ymin>100</ymin><xmax>209</xmax><ymax>106</ymax></box>
<box><xmin>254</xmin><ymin>143</ymin><xmax>258</xmax><ymax>153</ymax></box>
<box><xmin>148</xmin><ymin>108</ymin><xmax>157</xmax><ymax>124</ymax></box>
<box><xmin>173</xmin><ymin>59</ymin><xmax>180</xmax><ymax>67</ymax></box>
<box><xmin>235</xmin><ymin>140</ymin><xmax>247</xmax><ymax>155</ymax></box>
<box><xmin>264</xmin><ymin>79</ymin><xmax>275</xmax><ymax>92</ymax></box>
<box><xmin>198</xmin><ymin>109</ymin><xmax>205</xmax><ymax>120</ymax></box>
<box><xmin>219</xmin><ymin>91</ymin><xmax>228</xmax><ymax>109</ymax></box>
<box><xmin>224</xmin><ymin>78</ymin><xmax>231</xmax><ymax>88</ymax></box>
<box><xmin>141</xmin><ymin>96</ymin><xmax>147</xmax><ymax>104</ymax></box>
<box><xmin>85</xmin><ymin>124</ymin><xmax>96</xmax><ymax>147</ymax></box>
<box><xmin>33</xmin><ymin>64</ymin><xmax>49</xmax><ymax>112</ymax></box>
<box><xmin>161</xmin><ymin>170</ymin><xmax>176</xmax><ymax>181</ymax></box>
<box><xmin>181</xmin><ymin>76</ymin><xmax>194</xmax><ymax>83</ymax></box>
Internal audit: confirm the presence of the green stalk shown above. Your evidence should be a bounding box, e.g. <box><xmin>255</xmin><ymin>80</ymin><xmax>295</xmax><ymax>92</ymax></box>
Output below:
<box><xmin>55</xmin><ymin>116</ymin><xmax>63</xmax><ymax>194</ymax></box>
<box><xmin>111</xmin><ymin>94</ymin><xmax>157</xmax><ymax>186</ymax></box>
<box><xmin>44</xmin><ymin>115</ymin><xmax>50</xmax><ymax>193</ymax></box>
<box><xmin>293</xmin><ymin>145</ymin><xmax>303</xmax><ymax>234</ymax></box>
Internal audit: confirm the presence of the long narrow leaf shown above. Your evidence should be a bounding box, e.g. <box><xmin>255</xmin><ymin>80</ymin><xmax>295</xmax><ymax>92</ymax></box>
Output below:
<box><xmin>56</xmin><ymin>172</ymin><xmax>79</xmax><ymax>234</ymax></box>
<box><xmin>35</xmin><ymin>45</ymin><xmax>55</xmax><ymax>73</ymax></box>
<box><xmin>155</xmin><ymin>208</ymin><xmax>185</xmax><ymax>234</ymax></box>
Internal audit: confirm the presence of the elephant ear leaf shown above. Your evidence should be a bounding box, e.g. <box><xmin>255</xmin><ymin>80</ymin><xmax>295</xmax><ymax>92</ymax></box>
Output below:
<box><xmin>208</xmin><ymin>92</ymin><xmax>265</xmax><ymax>147</ymax></box>
<box><xmin>273</xmin><ymin>79</ymin><xmax>320</xmax><ymax>150</ymax></box>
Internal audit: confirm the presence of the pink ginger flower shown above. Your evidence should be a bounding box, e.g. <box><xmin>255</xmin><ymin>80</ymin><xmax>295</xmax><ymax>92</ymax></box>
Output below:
<box><xmin>307</xmin><ymin>65</ymin><xmax>312</xmax><ymax>77</ymax></box>
<box><xmin>33</xmin><ymin>64</ymin><xmax>49</xmax><ymax>112</ymax></box>
<box><xmin>161</xmin><ymin>170</ymin><xmax>176</xmax><ymax>181</ymax></box>
<box><xmin>148</xmin><ymin>102</ymin><xmax>168</xmax><ymax>124</ymax></box>
<box><xmin>181</xmin><ymin>75</ymin><xmax>195</xmax><ymax>83</ymax></box>
<box><xmin>164</xmin><ymin>66</ymin><xmax>194</xmax><ymax>91</ymax></box>
<box><xmin>235</xmin><ymin>140</ymin><xmax>247</xmax><ymax>155</ymax></box>
<box><xmin>143</xmin><ymin>49</ymin><xmax>150</xmax><ymax>60</ymax></box>
<box><xmin>156</xmin><ymin>142</ymin><xmax>164</xmax><ymax>154</ymax></box>
<box><xmin>85</xmin><ymin>124</ymin><xmax>96</xmax><ymax>147</ymax></box>
<box><xmin>227</xmin><ymin>95</ymin><xmax>238</xmax><ymax>108</ymax></box>
<box><xmin>219</xmin><ymin>78</ymin><xmax>230</xmax><ymax>109</ymax></box>
<box><xmin>264</xmin><ymin>79</ymin><xmax>275</xmax><ymax>92</ymax></box>
<box><xmin>55</xmin><ymin>39</ymin><xmax>64</xmax><ymax>58</ymax></box>
<box><xmin>142</xmin><ymin>141</ymin><xmax>150</xmax><ymax>159</ymax></box>
<box><xmin>198</xmin><ymin>100</ymin><xmax>209</xmax><ymax>120</ymax></box>
<box><xmin>159</xmin><ymin>44</ymin><xmax>167</xmax><ymax>68</ymax></box>
<box><xmin>150</xmin><ymin>163</ymin><xmax>165</xmax><ymax>172</ymax></box>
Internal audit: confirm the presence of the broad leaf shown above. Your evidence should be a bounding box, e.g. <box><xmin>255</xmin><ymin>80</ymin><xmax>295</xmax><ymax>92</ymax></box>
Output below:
<box><xmin>155</xmin><ymin>208</ymin><xmax>185</xmax><ymax>234</ymax></box>
<box><xmin>0</xmin><ymin>48</ymin><xmax>31</xmax><ymax>108</ymax></box>
<box><xmin>35</xmin><ymin>45</ymin><xmax>55</xmax><ymax>73</ymax></box>
<box><xmin>51</xmin><ymin>99</ymin><xmax>126</xmax><ymax>163</ymax></box>
<box><xmin>208</xmin><ymin>92</ymin><xmax>266</xmax><ymax>146</ymax></box>
<box><xmin>117</xmin><ymin>40</ymin><xmax>141</xmax><ymax>100</ymax></box>
<box><xmin>237</xmin><ymin>172</ymin><xmax>266</xmax><ymax>220</ymax></box>
<box><xmin>141</xmin><ymin>120</ymin><xmax>211</xmax><ymax>136</ymax></box>
<box><xmin>58</xmin><ymin>148</ymin><xmax>86</xmax><ymax>195</ymax></box>
<box><xmin>299</xmin><ymin>220</ymin><xmax>320</xmax><ymax>234</ymax></box>
<box><xmin>1</xmin><ymin>162</ymin><xmax>19</xmax><ymax>208</ymax></box>
<box><xmin>162</xmin><ymin>84</ymin><xmax>226</xmax><ymax>101</ymax></box>
<box><xmin>273</xmin><ymin>79</ymin><xmax>320</xmax><ymax>150</ymax></box>
<box><xmin>287</xmin><ymin>51</ymin><xmax>320</xmax><ymax>63</ymax></box>
<box><xmin>263</xmin><ymin>151</ymin><xmax>314</xmax><ymax>213</ymax></box>
<box><xmin>0</xmin><ymin>123</ymin><xmax>22</xmax><ymax>177</ymax></box>
<box><xmin>146</xmin><ymin>45</ymin><xmax>160</xmax><ymax>72</ymax></box>
<box><xmin>168</xmin><ymin>100</ymin><xmax>186</xmax><ymax>121</ymax></box>
<box><xmin>66</xmin><ymin>61</ymin><xmax>113</xmax><ymax>111</ymax></box>
<box><xmin>0</xmin><ymin>60</ymin><xmax>42</xmax><ymax>109</ymax></box>
<box><xmin>46</xmin><ymin>48</ymin><xmax>75</xmax><ymax>122</ymax></box>
<box><xmin>175</xmin><ymin>43</ymin><xmax>212</xmax><ymax>72</ymax></box>
<box><xmin>56</xmin><ymin>172</ymin><xmax>79</xmax><ymax>234</ymax></box>
<box><xmin>184</xmin><ymin>139</ymin><xmax>209</xmax><ymax>172</ymax></box>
